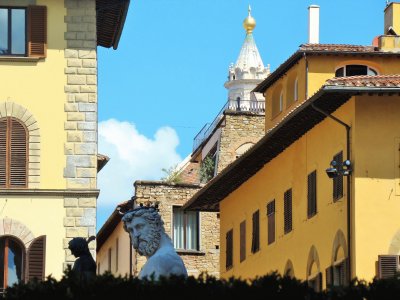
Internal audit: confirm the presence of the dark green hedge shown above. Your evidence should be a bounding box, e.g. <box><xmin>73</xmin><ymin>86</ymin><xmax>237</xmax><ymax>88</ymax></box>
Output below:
<box><xmin>3</xmin><ymin>270</ymin><xmax>400</xmax><ymax>300</ymax></box>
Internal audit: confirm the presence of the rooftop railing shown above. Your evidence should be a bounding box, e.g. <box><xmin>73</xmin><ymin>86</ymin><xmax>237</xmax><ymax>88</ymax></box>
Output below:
<box><xmin>192</xmin><ymin>99</ymin><xmax>265</xmax><ymax>152</ymax></box>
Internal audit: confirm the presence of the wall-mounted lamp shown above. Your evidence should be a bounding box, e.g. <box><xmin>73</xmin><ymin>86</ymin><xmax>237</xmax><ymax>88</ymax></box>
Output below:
<box><xmin>326</xmin><ymin>159</ymin><xmax>352</xmax><ymax>178</ymax></box>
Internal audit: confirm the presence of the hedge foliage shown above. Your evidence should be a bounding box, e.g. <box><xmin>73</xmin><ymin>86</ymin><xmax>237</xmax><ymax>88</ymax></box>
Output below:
<box><xmin>3</xmin><ymin>270</ymin><xmax>400</xmax><ymax>300</ymax></box>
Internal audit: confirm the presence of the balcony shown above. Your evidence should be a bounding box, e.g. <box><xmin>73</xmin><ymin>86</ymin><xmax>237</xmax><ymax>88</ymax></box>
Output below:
<box><xmin>192</xmin><ymin>99</ymin><xmax>265</xmax><ymax>152</ymax></box>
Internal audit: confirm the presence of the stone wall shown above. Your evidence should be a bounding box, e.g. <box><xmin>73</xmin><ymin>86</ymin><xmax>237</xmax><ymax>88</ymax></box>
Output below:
<box><xmin>134</xmin><ymin>181</ymin><xmax>220</xmax><ymax>278</ymax></box>
<box><xmin>63</xmin><ymin>0</ymin><xmax>98</xmax><ymax>268</ymax></box>
<box><xmin>217</xmin><ymin>112</ymin><xmax>265</xmax><ymax>173</ymax></box>
<box><xmin>64</xmin><ymin>0</ymin><xmax>98</xmax><ymax>190</ymax></box>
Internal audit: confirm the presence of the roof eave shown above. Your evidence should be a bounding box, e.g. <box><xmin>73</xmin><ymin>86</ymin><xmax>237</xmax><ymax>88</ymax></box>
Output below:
<box><xmin>183</xmin><ymin>85</ymin><xmax>400</xmax><ymax>212</ymax></box>
<box><xmin>112</xmin><ymin>0</ymin><xmax>130</xmax><ymax>49</ymax></box>
<box><xmin>253</xmin><ymin>49</ymin><xmax>400</xmax><ymax>94</ymax></box>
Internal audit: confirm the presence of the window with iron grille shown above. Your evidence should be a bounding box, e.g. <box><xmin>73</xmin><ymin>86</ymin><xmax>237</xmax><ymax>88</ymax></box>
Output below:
<box><xmin>333</xmin><ymin>151</ymin><xmax>343</xmax><ymax>201</ymax></box>
<box><xmin>0</xmin><ymin>6</ymin><xmax>47</xmax><ymax>57</ymax></box>
<box><xmin>307</xmin><ymin>170</ymin><xmax>317</xmax><ymax>218</ymax></box>
<box><xmin>284</xmin><ymin>189</ymin><xmax>292</xmax><ymax>234</ymax></box>
<box><xmin>267</xmin><ymin>200</ymin><xmax>275</xmax><ymax>244</ymax></box>
<box><xmin>226</xmin><ymin>229</ymin><xmax>233</xmax><ymax>270</ymax></box>
<box><xmin>251</xmin><ymin>210</ymin><xmax>260</xmax><ymax>253</ymax></box>
<box><xmin>0</xmin><ymin>117</ymin><xmax>28</xmax><ymax>188</ymax></box>
<box><xmin>240</xmin><ymin>220</ymin><xmax>246</xmax><ymax>262</ymax></box>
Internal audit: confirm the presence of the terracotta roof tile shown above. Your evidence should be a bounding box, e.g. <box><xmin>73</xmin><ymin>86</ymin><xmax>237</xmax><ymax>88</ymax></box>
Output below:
<box><xmin>300</xmin><ymin>43</ymin><xmax>376</xmax><ymax>52</ymax></box>
<box><xmin>325</xmin><ymin>75</ymin><xmax>400</xmax><ymax>87</ymax></box>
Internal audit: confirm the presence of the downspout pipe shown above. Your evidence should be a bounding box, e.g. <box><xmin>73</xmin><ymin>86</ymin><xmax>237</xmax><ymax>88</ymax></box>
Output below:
<box><xmin>310</xmin><ymin>103</ymin><xmax>352</xmax><ymax>284</ymax></box>
<box><xmin>304</xmin><ymin>53</ymin><xmax>308</xmax><ymax>99</ymax></box>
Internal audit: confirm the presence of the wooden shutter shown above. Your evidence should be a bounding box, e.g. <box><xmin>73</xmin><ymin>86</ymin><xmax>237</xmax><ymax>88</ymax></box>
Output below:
<box><xmin>226</xmin><ymin>229</ymin><xmax>233</xmax><ymax>270</ymax></box>
<box><xmin>251</xmin><ymin>210</ymin><xmax>259</xmax><ymax>253</ymax></box>
<box><xmin>27</xmin><ymin>236</ymin><xmax>46</xmax><ymax>281</ymax></box>
<box><xmin>333</xmin><ymin>151</ymin><xmax>343</xmax><ymax>201</ymax></box>
<box><xmin>9</xmin><ymin>119</ymin><xmax>27</xmax><ymax>187</ymax></box>
<box><xmin>378</xmin><ymin>255</ymin><xmax>399</xmax><ymax>279</ymax></box>
<box><xmin>307</xmin><ymin>170</ymin><xmax>317</xmax><ymax>218</ymax></box>
<box><xmin>326</xmin><ymin>266</ymin><xmax>333</xmax><ymax>289</ymax></box>
<box><xmin>240</xmin><ymin>220</ymin><xmax>246</xmax><ymax>262</ymax></box>
<box><xmin>340</xmin><ymin>258</ymin><xmax>349</xmax><ymax>286</ymax></box>
<box><xmin>316</xmin><ymin>272</ymin><xmax>323</xmax><ymax>292</ymax></box>
<box><xmin>28</xmin><ymin>6</ymin><xmax>47</xmax><ymax>58</ymax></box>
<box><xmin>284</xmin><ymin>189</ymin><xmax>292</xmax><ymax>234</ymax></box>
<box><xmin>0</xmin><ymin>119</ymin><xmax>7</xmax><ymax>187</ymax></box>
<box><xmin>267</xmin><ymin>201</ymin><xmax>275</xmax><ymax>245</ymax></box>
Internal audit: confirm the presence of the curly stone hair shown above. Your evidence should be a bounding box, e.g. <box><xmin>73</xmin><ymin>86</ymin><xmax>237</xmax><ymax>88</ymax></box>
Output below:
<box><xmin>122</xmin><ymin>206</ymin><xmax>164</xmax><ymax>233</ymax></box>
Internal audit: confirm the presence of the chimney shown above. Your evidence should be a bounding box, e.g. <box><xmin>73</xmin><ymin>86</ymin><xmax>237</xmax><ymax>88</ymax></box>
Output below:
<box><xmin>379</xmin><ymin>2</ymin><xmax>400</xmax><ymax>52</ymax></box>
<box><xmin>384</xmin><ymin>2</ymin><xmax>400</xmax><ymax>35</ymax></box>
<box><xmin>308</xmin><ymin>5</ymin><xmax>320</xmax><ymax>44</ymax></box>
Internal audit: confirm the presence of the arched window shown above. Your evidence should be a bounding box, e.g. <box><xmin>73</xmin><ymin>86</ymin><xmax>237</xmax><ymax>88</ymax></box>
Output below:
<box><xmin>294</xmin><ymin>78</ymin><xmax>298</xmax><ymax>101</ymax></box>
<box><xmin>235</xmin><ymin>142</ymin><xmax>255</xmax><ymax>159</ymax></box>
<box><xmin>0</xmin><ymin>117</ymin><xmax>28</xmax><ymax>188</ymax></box>
<box><xmin>335</xmin><ymin>65</ymin><xmax>378</xmax><ymax>77</ymax></box>
<box><xmin>279</xmin><ymin>91</ymin><xmax>284</xmax><ymax>112</ymax></box>
<box><xmin>0</xmin><ymin>237</ymin><xmax>24</xmax><ymax>289</ymax></box>
<box><xmin>271</xmin><ymin>85</ymin><xmax>283</xmax><ymax>118</ymax></box>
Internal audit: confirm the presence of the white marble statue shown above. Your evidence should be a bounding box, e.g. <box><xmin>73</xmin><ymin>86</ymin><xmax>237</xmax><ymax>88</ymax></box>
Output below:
<box><xmin>122</xmin><ymin>206</ymin><xmax>188</xmax><ymax>279</ymax></box>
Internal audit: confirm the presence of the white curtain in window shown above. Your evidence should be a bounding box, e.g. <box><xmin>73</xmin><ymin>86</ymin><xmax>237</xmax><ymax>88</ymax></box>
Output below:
<box><xmin>185</xmin><ymin>211</ymin><xmax>198</xmax><ymax>250</ymax></box>
<box><xmin>173</xmin><ymin>209</ymin><xmax>184</xmax><ymax>249</ymax></box>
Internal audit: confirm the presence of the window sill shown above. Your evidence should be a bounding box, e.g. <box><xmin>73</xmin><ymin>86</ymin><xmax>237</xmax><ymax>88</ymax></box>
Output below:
<box><xmin>0</xmin><ymin>56</ymin><xmax>42</xmax><ymax>62</ymax></box>
<box><xmin>176</xmin><ymin>249</ymin><xmax>205</xmax><ymax>256</ymax></box>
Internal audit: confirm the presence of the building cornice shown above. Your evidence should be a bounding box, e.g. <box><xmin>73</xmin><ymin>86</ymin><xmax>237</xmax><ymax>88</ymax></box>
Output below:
<box><xmin>0</xmin><ymin>189</ymin><xmax>100</xmax><ymax>197</ymax></box>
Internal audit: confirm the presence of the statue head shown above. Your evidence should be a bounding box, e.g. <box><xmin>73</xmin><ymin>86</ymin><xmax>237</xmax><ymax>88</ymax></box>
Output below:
<box><xmin>68</xmin><ymin>236</ymin><xmax>94</xmax><ymax>258</ymax></box>
<box><xmin>122</xmin><ymin>206</ymin><xmax>164</xmax><ymax>257</ymax></box>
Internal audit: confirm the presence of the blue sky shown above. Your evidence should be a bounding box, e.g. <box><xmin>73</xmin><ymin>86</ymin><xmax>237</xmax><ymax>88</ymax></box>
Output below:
<box><xmin>96</xmin><ymin>0</ymin><xmax>385</xmax><ymax>229</ymax></box>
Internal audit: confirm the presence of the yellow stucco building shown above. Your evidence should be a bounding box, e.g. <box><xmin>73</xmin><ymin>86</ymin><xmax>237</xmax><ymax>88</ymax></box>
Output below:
<box><xmin>0</xmin><ymin>0</ymin><xmax>128</xmax><ymax>289</ymax></box>
<box><xmin>185</xmin><ymin>2</ymin><xmax>400</xmax><ymax>291</ymax></box>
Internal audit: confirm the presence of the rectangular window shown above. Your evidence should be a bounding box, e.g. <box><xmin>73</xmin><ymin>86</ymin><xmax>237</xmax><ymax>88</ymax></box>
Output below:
<box><xmin>307</xmin><ymin>170</ymin><xmax>317</xmax><ymax>218</ymax></box>
<box><xmin>173</xmin><ymin>206</ymin><xmax>199</xmax><ymax>251</ymax></box>
<box><xmin>108</xmin><ymin>248</ymin><xmax>111</xmax><ymax>271</ymax></box>
<box><xmin>284</xmin><ymin>189</ymin><xmax>292</xmax><ymax>234</ymax></box>
<box><xmin>267</xmin><ymin>200</ymin><xmax>275</xmax><ymax>244</ymax></box>
<box><xmin>333</xmin><ymin>151</ymin><xmax>343</xmax><ymax>201</ymax></box>
<box><xmin>251</xmin><ymin>210</ymin><xmax>260</xmax><ymax>253</ymax></box>
<box><xmin>0</xmin><ymin>7</ymin><xmax>26</xmax><ymax>55</ymax></box>
<box><xmin>240</xmin><ymin>220</ymin><xmax>246</xmax><ymax>262</ymax></box>
<box><xmin>0</xmin><ymin>6</ymin><xmax>46</xmax><ymax>57</ymax></box>
<box><xmin>226</xmin><ymin>229</ymin><xmax>233</xmax><ymax>270</ymax></box>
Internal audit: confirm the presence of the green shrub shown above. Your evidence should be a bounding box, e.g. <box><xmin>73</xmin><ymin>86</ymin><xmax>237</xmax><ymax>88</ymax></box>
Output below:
<box><xmin>3</xmin><ymin>270</ymin><xmax>400</xmax><ymax>300</ymax></box>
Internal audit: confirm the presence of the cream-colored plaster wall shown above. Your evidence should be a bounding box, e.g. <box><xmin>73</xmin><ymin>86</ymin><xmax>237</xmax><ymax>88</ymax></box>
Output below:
<box><xmin>97</xmin><ymin>222</ymin><xmax>134</xmax><ymax>276</ymax></box>
<box><xmin>220</xmin><ymin>100</ymin><xmax>354</xmax><ymax>286</ymax></box>
<box><xmin>265</xmin><ymin>59</ymin><xmax>306</xmax><ymax>131</ymax></box>
<box><xmin>0</xmin><ymin>0</ymin><xmax>66</xmax><ymax>188</ymax></box>
<box><xmin>353</xmin><ymin>95</ymin><xmax>400</xmax><ymax>280</ymax></box>
<box><xmin>265</xmin><ymin>55</ymin><xmax>400</xmax><ymax>132</ymax></box>
<box><xmin>0</xmin><ymin>196</ymin><xmax>65</xmax><ymax>278</ymax></box>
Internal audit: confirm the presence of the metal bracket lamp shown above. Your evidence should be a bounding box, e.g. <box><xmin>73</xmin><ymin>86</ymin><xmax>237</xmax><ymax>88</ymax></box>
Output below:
<box><xmin>326</xmin><ymin>159</ymin><xmax>352</xmax><ymax>178</ymax></box>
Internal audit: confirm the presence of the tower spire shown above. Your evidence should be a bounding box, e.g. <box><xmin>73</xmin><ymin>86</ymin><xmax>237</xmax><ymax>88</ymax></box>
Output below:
<box><xmin>243</xmin><ymin>5</ymin><xmax>256</xmax><ymax>33</ymax></box>
<box><xmin>224</xmin><ymin>6</ymin><xmax>270</xmax><ymax>103</ymax></box>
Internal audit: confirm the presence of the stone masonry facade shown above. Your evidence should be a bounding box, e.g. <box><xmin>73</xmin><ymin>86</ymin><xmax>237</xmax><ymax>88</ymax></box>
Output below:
<box><xmin>63</xmin><ymin>0</ymin><xmax>98</xmax><ymax>268</ymax></box>
<box><xmin>134</xmin><ymin>181</ymin><xmax>220</xmax><ymax>278</ymax></box>
<box><xmin>217</xmin><ymin>112</ymin><xmax>265</xmax><ymax>173</ymax></box>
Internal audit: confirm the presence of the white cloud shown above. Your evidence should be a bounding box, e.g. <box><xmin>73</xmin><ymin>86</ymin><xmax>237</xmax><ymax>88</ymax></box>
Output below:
<box><xmin>97</xmin><ymin>119</ymin><xmax>181</xmax><ymax>228</ymax></box>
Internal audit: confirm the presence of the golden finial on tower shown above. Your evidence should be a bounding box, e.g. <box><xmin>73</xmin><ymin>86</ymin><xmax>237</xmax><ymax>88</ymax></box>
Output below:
<box><xmin>243</xmin><ymin>5</ymin><xmax>256</xmax><ymax>33</ymax></box>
